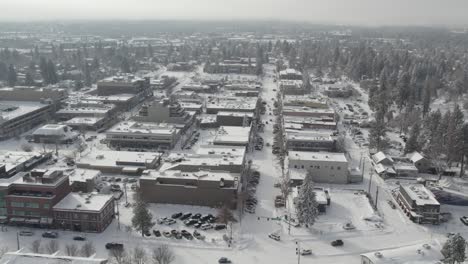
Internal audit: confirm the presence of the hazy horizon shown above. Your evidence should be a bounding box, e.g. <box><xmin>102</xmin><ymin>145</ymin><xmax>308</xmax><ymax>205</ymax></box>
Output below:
<box><xmin>2</xmin><ymin>0</ymin><xmax>468</xmax><ymax>27</ymax></box>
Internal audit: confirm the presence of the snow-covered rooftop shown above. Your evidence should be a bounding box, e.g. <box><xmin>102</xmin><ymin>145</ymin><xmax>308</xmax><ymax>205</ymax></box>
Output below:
<box><xmin>77</xmin><ymin>150</ymin><xmax>161</xmax><ymax>168</ymax></box>
<box><xmin>107</xmin><ymin>121</ymin><xmax>177</xmax><ymax>135</ymax></box>
<box><xmin>289</xmin><ymin>151</ymin><xmax>348</xmax><ymax>163</ymax></box>
<box><xmin>53</xmin><ymin>192</ymin><xmax>113</xmax><ymax>212</ymax></box>
<box><xmin>63</xmin><ymin>117</ymin><xmax>104</xmax><ymax>125</ymax></box>
<box><xmin>32</xmin><ymin>124</ymin><xmax>78</xmax><ymax>138</ymax></box>
<box><xmin>213</xmin><ymin>126</ymin><xmax>251</xmax><ymax>146</ymax></box>
<box><xmin>286</xmin><ymin>131</ymin><xmax>334</xmax><ymax>142</ymax></box>
<box><xmin>0</xmin><ymin>101</ymin><xmax>49</xmax><ymax>122</ymax></box>
<box><xmin>401</xmin><ymin>184</ymin><xmax>440</xmax><ymax>206</ymax></box>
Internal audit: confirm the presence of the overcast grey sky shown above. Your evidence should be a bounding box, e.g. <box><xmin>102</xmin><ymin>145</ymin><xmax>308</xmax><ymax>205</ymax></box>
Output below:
<box><xmin>3</xmin><ymin>0</ymin><xmax>468</xmax><ymax>26</ymax></box>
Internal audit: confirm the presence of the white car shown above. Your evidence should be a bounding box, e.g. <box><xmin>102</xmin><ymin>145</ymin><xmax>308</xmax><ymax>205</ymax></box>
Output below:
<box><xmin>343</xmin><ymin>222</ymin><xmax>356</xmax><ymax>230</ymax></box>
<box><xmin>19</xmin><ymin>230</ymin><xmax>34</xmax><ymax>236</ymax></box>
<box><xmin>300</xmin><ymin>249</ymin><xmax>312</xmax><ymax>256</ymax></box>
<box><xmin>268</xmin><ymin>233</ymin><xmax>280</xmax><ymax>241</ymax></box>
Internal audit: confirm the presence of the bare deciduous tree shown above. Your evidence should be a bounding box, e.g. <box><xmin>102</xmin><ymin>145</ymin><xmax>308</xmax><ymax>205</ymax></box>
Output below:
<box><xmin>109</xmin><ymin>248</ymin><xmax>130</xmax><ymax>264</ymax></box>
<box><xmin>30</xmin><ymin>239</ymin><xmax>41</xmax><ymax>253</ymax></box>
<box><xmin>65</xmin><ymin>244</ymin><xmax>79</xmax><ymax>256</ymax></box>
<box><xmin>45</xmin><ymin>240</ymin><xmax>59</xmax><ymax>254</ymax></box>
<box><xmin>132</xmin><ymin>246</ymin><xmax>147</xmax><ymax>264</ymax></box>
<box><xmin>151</xmin><ymin>244</ymin><xmax>175</xmax><ymax>264</ymax></box>
<box><xmin>80</xmin><ymin>241</ymin><xmax>96</xmax><ymax>257</ymax></box>
<box><xmin>217</xmin><ymin>205</ymin><xmax>236</xmax><ymax>225</ymax></box>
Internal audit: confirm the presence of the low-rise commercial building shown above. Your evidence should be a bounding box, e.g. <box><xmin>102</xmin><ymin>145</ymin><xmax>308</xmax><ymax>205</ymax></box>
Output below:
<box><xmin>62</xmin><ymin>117</ymin><xmax>108</xmax><ymax>131</ymax></box>
<box><xmin>140</xmin><ymin>170</ymin><xmax>239</xmax><ymax>209</ymax></box>
<box><xmin>97</xmin><ymin>75</ymin><xmax>151</xmax><ymax>98</ymax></box>
<box><xmin>288</xmin><ymin>151</ymin><xmax>349</xmax><ymax>185</ymax></box>
<box><xmin>77</xmin><ymin>150</ymin><xmax>162</xmax><ymax>175</ymax></box>
<box><xmin>56</xmin><ymin>101</ymin><xmax>117</xmax><ymax>121</ymax></box>
<box><xmin>396</xmin><ymin>184</ymin><xmax>440</xmax><ymax>224</ymax></box>
<box><xmin>279</xmin><ymin>80</ymin><xmax>305</xmax><ymax>95</ymax></box>
<box><xmin>53</xmin><ymin>192</ymin><xmax>115</xmax><ymax>232</ymax></box>
<box><xmin>67</xmin><ymin>169</ymin><xmax>100</xmax><ymax>193</ymax></box>
<box><xmin>279</xmin><ymin>68</ymin><xmax>303</xmax><ymax>80</ymax></box>
<box><xmin>206</xmin><ymin>97</ymin><xmax>257</xmax><ymax>114</ymax></box>
<box><xmin>134</xmin><ymin>99</ymin><xmax>195</xmax><ymax>132</ymax></box>
<box><xmin>0</xmin><ymin>86</ymin><xmax>67</xmax><ymax>104</ymax></box>
<box><xmin>283</xmin><ymin>106</ymin><xmax>336</xmax><ymax>120</ymax></box>
<box><xmin>216</xmin><ymin>112</ymin><xmax>253</xmax><ymax>126</ymax></box>
<box><xmin>106</xmin><ymin>121</ymin><xmax>180</xmax><ymax>149</ymax></box>
<box><xmin>286</xmin><ymin>131</ymin><xmax>336</xmax><ymax>152</ymax></box>
<box><xmin>204</xmin><ymin>58</ymin><xmax>256</xmax><ymax>75</ymax></box>
<box><xmin>0</xmin><ymin>101</ymin><xmax>55</xmax><ymax>140</ymax></box>
<box><xmin>213</xmin><ymin>126</ymin><xmax>251</xmax><ymax>146</ymax></box>
<box><xmin>4</xmin><ymin>169</ymin><xmax>71</xmax><ymax>227</ymax></box>
<box><xmin>31</xmin><ymin>124</ymin><xmax>78</xmax><ymax>144</ymax></box>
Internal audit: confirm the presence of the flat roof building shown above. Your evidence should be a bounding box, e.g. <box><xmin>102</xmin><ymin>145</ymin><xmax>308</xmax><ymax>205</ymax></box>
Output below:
<box><xmin>97</xmin><ymin>74</ymin><xmax>150</xmax><ymax>97</ymax></box>
<box><xmin>288</xmin><ymin>151</ymin><xmax>349</xmax><ymax>185</ymax></box>
<box><xmin>77</xmin><ymin>150</ymin><xmax>162</xmax><ymax>175</ymax></box>
<box><xmin>106</xmin><ymin>121</ymin><xmax>180</xmax><ymax>149</ymax></box>
<box><xmin>0</xmin><ymin>101</ymin><xmax>55</xmax><ymax>140</ymax></box>
<box><xmin>396</xmin><ymin>184</ymin><xmax>440</xmax><ymax>224</ymax></box>
<box><xmin>0</xmin><ymin>251</ymin><xmax>108</xmax><ymax>264</ymax></box>
<box><xmin>286</xmin><ymin>131</ymin><xmax>336</xmax><ymax>152</ymax></box>
<box><xmin>213</xmin><ymin>126</ymin><xmax>251</xmax><ymax>146</ymax></box>
<box><xmin>53</xmin><ymin>192</ymin><xmax>115</xmax><ymax>233</ymax></box>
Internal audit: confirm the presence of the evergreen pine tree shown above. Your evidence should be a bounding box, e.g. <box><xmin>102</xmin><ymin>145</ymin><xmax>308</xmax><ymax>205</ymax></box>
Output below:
<box><xmin>404</xmin><ymin>122</ymin><xmax>421</xmax><ymax>153</ymax></box>
<box><xmin>295</xmin><ymin>171</ymin><xmax>319</xmax><ymax>226</ymax></box>
<box><xmin>25</xmin><ymin>71</ymin><xmax>35</xmax><ymax>86</ymax></box>
<box><xmin>131</xmin><ymin>200</ymin><xmax>154</xmax><ymax>237</ymax></box>
<box><xmin>441</xmin><ymin>233</ymin><xmax>466</xmax><ymax>264</ymax></box>
<box><xmin>7</xmin><ymin>64</ymin><xmax>17</xmax><ymax>86</ymax></box>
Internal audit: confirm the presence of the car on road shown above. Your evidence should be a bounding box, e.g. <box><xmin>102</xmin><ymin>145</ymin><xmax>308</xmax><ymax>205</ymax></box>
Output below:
<box><xmin>218</xmin><ymin>257</ymin><xmax>232</xmax><ymax>263</ymax></box>
<box><xmin>105</xmin><ymin>243</ymin><xmax>124</xmax><ymax>251</ymax></box>
<box><xmin>300</xmin><ymin>249</ymin><xmax>312</xmax><ymax>256</ymax></box>
<box><xmin>73</xmin><ymin>235</ymin><xmax>86</xmax><ymax>241</ymax></box>
<box><xmin>19</xmin><ymin>230</ymin><xmax>34</xmax><ymax>236</ymax></box>
<box><xmin>268</xmin><ymin>233</ymin><xmax>280</xmax><ymax>241</ymax></box>
<box><xmin>460</xmin><ymin>216</ymin><xmax>468</xmax><ymax>226</ymax></box>
<box><xmin>331</xmin><ymin>239</ymin><xmax>344</xmax><ymax>246</ymax></box>
<box><xmin>42</xmin><ymin>231</ymin><xmax>59</xmax><ymax>238</ymax></box>
<box><xmin>343</xmin><ymin>222</ymin><xmax>356</xmax><ymax>230</ymax></box>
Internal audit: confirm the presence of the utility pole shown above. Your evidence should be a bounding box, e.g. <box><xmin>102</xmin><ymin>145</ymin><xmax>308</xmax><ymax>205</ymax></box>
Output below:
<box><xmin>124</xmin><ymin>183</ymin><xmax>128</xmax><ymax>205</ymax></box>
<box><xmin>361</xmin><ymin>158</ymin><xmax>366</xmax><ymax>182</ymax></box>
<box><xmin>375</xmin><ymin>186</ymin><xmax>379</xmax><ymax>211</ymax></box>
<box><xmin>295</xmin><ymin>241</ymin><xmax>301</xmax><ymax>264</ymax></box>
<box><xmin>116</xmin><ymin>200</ymin><xmax>120</xmax><ymax>231</ymax></box>
<box><xmin>368</xmin><ymin>171</ymin><xmax>373</xmax><ymax>194</ymax></box>
<box><xmin>16</xmin><ymin>231</ymin><xmax>20</xmax><ymax>250</ymax></box>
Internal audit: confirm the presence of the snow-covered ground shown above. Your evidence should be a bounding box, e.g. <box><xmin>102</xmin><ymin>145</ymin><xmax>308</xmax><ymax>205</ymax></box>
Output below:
<box><xmin>0</xmin><ymin>66</ymin><xmax>465</xmax><ymax>264</ymax></box>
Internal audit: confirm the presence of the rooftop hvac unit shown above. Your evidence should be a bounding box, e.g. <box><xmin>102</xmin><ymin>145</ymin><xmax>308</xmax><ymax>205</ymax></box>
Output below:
<box><xmin>374</xmin><ymin>252</ymin><xmax>383</xmax><ymax>258</ymax></box>
<box><xmin>422</xmin><ymin>244</ymin><xmax>431</xmax><ymax>249</ymax></box>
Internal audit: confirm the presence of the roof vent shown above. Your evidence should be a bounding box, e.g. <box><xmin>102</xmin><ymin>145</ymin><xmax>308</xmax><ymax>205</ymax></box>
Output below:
<box><xmin>374</xmin><ymin>252</ymin><xmax>383</xmax><ymax>258</ymax></box>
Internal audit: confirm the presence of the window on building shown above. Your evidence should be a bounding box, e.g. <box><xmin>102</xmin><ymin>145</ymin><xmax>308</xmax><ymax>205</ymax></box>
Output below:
<box><xmin>11</xmin><ymin>202</ymin><xmax>24</xmax><ymax>208</ymax></box>
<box><xmin>337</xmin><ymin>166</ymin><xmax>341</xmax><ymax>170</ymax></box>
<box><xmin>294</xmin><ymin>165</ymin><xmax>297</xmax><ymax>169</ymax></box>
<box><xmin>301</xmin><ymin>165</ymin><xmax>304</xmax><ymax>169</ymax></box>
<box><xmin>43</xmin><ymin>204</ymin><xmax>50</xmax><ymax>209</ymax></box>
<box><xmin>12</xmin><ymin>210</ymin><xmax>25</xmax><ymax>216</ymax></box>
<box><xmin>25</xmin><ymin>202</ymin><xmax>39</xmax><ymax>208</ymax></box>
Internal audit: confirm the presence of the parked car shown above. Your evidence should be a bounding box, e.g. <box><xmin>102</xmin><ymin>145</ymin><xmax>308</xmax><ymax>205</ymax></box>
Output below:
<box><xmin>162</xmin><ymin>231</ymin><xmax>172</xmax><ymax>238</ymax></box>
<box><xmin>218</xmin><ymin>257</ymin><xmax>232</xmax><ymax>263</ymax></box>
<box><xmin>153</xmin><ymin>230</ymin><xmax>161</xmax><ymax>237</ymax></box>
<box><xmin>171</xmin><ymin>212</ymin><xmax>183</xmax><ymax>219</ymax></box>
<box><xmin>144</xmin><ymin>230</ymin><xmax>151</xmax><ymax>237</ymax></box>
<box><xmin>106</xmin><ymin>243</ymin><xmax>124</xmax><ymax>250</ymax></box>
<box><xmin>460</xmin><ymin>216</ymin><xmax>468</xmax><ymax>226</ymax></box>
<box><xmin>191</xmin><ymin>213</ymin><xmax>202</xmax><ymax>220</ymax></box>
<box><xmin>268</xmin><ymin>233</ymin><xmax>280</xmax><ymax>241</ymax></box>
<box><xmin>19</xmin><ymin>231</ymin><xmax>34</xmax><ymax>236</ymax></box>
<box><xmin>181</xmin><ymin>230</ymin><xmax>193</xmax><ymax>240</ymax></box>
<box><xmin>42</xmin><ymin>231</ymin><xmax>59</xmax><ymax>238</ymax></box>
<box><xmin>193</xmin><ymin>230</ymin><xmax>205</xmax><ymax>240</ymax></box>
<box><xmin>214</xmin><ymin>224</ymin><xmax>227</xmax><ymax>230</ymax></box>
<box><xmin>73</xmin><ymin>235</ymin><xmax>86</xmax><ymax>241</ymax></box>
<box><xmin>180</xmin><ymin>213</ymin><xmax>192</xmax><ymax>220</ymax></box>
<box><xmin>343</xmin><ymin>222</ymin><xmax>356</xmax><ymax>230</ymax></box>
<box><xmin>184</xmin><ymin>219</ymin><xmax>198</xmax><ymax>226</ymax></box>
<box><xmin>201</xmin><ymin>223</ymin><xmax>213</xmax><ymax>230</ymax></box>
<box><xmin>387</xmin><ymin>200</ymin><xmax>396</xmax><ymax>209</ymax></box>
<box><xmin>331</xmin><ymin>239</ymin><xmax>344</xmax><ymax>246</ymax></box>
